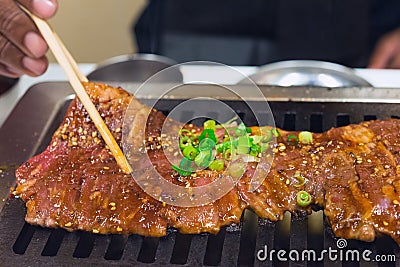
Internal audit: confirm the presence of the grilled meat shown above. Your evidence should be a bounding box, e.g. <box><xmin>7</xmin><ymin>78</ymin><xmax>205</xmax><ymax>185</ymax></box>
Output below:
<box><xmin>15</xmin><ymin>82</ymin><xmax>400</xmax><ymax>245</ymax></box>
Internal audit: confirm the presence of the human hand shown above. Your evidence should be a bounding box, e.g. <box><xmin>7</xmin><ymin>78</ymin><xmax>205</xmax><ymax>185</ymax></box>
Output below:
<box><xmin>368</xmin><ymin>28</ymin><xmax>400</xmax><ymax>69</ymax></box>
<box><xmin>0</xmin><ymin>0</ymin><xmax>57</xmax><ymax>78</ymax></box>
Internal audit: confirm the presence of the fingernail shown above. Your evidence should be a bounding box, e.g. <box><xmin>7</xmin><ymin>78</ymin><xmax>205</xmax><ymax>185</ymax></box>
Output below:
<box><xmin>22</xmin><ymin>57</ymin><xmax>47</xmax><ymax>76</ymax></box>
<box><xmin>24</xmin><ymin>32</ymin><xmax>48</xmax><ymax>58</ymax></box>
<box><xmin>33</xmin><ymin>0</ymin><xmax>57</xmax><ymax>18</ymax></box>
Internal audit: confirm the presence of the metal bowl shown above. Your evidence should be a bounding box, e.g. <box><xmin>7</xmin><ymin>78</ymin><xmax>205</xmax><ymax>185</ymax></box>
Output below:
<box><xmin>87</xmin><ymin>54</ymin><xmax>183</xmax><ymax>83</ymax></box>
<box><xmin>239</xmin><ymin>60</ymin><xmax>372</xmax><ymax>87</ymax></box>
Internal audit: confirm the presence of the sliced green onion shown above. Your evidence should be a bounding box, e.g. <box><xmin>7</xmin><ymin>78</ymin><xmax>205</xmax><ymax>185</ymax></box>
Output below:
<box><xmin>262</xmin><ymin>130</ymin><xmax>273</xmax><ymax>142</ymax></box>
<box><xmin>251</xmin><ymin>135</ymin><xmax>263</xmax><ymax>144</ymax></box>
<box><xmin>293</xmin><ymin>170</ymin><xmax>306</xmax><ymax>188</ymax></box>
<box><xmin>182</xmin><ymin>145</ymin><xmax>199</xmax><ymax>160</ymax></box>
<box><xmin>287</xmin><ymin>135</ymin><xmax>299</xmax><ymax>145</ymax></box>
<box><xmin>209</xmin><ymin>159</ymin><xmax>225</xmax><ymax>171</ymax></box>
<box><xmin>179</xmin><ymin>158</ymin><xmax>194</xmax><ymax>171</ymax></box>
<box><xmin>179</xmin><ymin>128</ymin><xmax>192</xmax><ymax>137</ymax></box>
<box><xmin>199</xmin><ymin>138</ymin><xmax>215</xmax><ymax>151</ymax></box>
<box><xmin>260</xmin><ymin>143</ymin><xmax>270</xmax><ymax>152</ymax></box>
<box><xmin>234</xmin><ymin>123</ymin><xmax>247</xmax><ymax>136</ymax></box>
<box><xmin>224</xmin><ymin>148</ymin><xmax>233</xmax><ymax>160</ymax></box>
<box><xmin>199</xmin><ymin>129</ymin><xmax>217</xmax><ymax>143</ymax></box>
<box><xmin>216</xmin><ymin>116</ymin><xmax>238</xmax><ymax>128</ymax></box>
<box><xmin>297</xmin><ymin>190</ymin><xmax>312</xmax><ymax>207</ymax></box>
<box><xmin>195</xmin><ymin>150</ymin><xmax>213</xmax><ymax>167</ymax></box>
<box><xmin>204</xmin><ymin>120</ymin><xmax>216</xmax><ymax>131</ymax></box>
<box><xmin>246</xmin><ymin>127</ymin><xmax>252</xmax><ymax>133</ymax></box>
<box><xmin>271</xmin><ymin>128</ymin><xmax>281</xmax><ymax>138</ymax></box>
<box><xmin>249</xmin><ymin>144</ymin><xmax>260</xmax><ymax>157</ymax></box>
<box><xmin>172</xmin><ymin>164</ymin><xmax>192</xmax><ymax>176</ymax></box>
<box><xmin>299</xmin><ymin>131</ymin><xmax>313</xmax><ymax>144</ymax></box>
<box><xmin>179</xmin><ymin>136</ymin><xmax>191</xmax><ymax>150</ymax></box>
<box><xmin>228</xmin><ymin>162</ymin><xmax>245</xmax><ymax>179</ymax></box>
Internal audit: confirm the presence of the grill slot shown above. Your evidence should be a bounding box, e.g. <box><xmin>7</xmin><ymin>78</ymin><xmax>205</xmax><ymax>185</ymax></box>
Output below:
<box><xmin>3</xmin><ymin>83</ymin><xmax>400</xmax><ymax>266</ymax></box>
<box><xmin>41</xmin><ymin>229</ymin><xmax>66</xmax><ymax>256</ymax></box>
<box><xmin>137</xmin><ymin>237</ymin><xmax>159</xmax><ymax>263</ymax></box>
<box><xmin>104</xmin><ymin>234</ymin><xmax>128</xmax><ymax>260</ymax></box>
<box><xmin>237</xmin><ymin>210</ymin><xmax>258</xmax><ymax>266</ymax></box>
<box><xmin>170</xmin><ymin>233</ymin><xmax>192</xmax><ymax>264</ymax></box>
<box><xmin>73</xmin><ymin>232</ymin><xmax>95</xmax><ymax>258</ymax></box>
<box><xmin>13</xmin><ymin>223</ymin><xmax>35</xmax><ymax>255</ymax></box>
<box><xmin>203</xmin><ymin>228</ymin><xmax>226</xmax><ymax>266</ymax></box>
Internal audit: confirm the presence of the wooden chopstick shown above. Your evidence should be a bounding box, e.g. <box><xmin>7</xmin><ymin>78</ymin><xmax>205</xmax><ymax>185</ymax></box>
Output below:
<box><xmin>54</xmin><ymin>32</ymin><xmax>89</xmax><ymax>83</ymax></box>
<box><xmin>24</xmin><ymin>8</ymin><xmax>132</xmax><ymax>174</ymax></box>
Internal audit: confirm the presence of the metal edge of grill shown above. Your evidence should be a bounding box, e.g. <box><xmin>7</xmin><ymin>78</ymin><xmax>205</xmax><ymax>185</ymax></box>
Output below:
<box><xmin>0</xmin><ymin>82</ymin><xmax>399</xmax><ymax>266</ymax></box>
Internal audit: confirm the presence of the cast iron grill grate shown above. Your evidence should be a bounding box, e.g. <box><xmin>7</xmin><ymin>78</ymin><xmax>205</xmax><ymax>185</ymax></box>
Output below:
<box><xmin>1</xmin><ymin>86</ymin><xmax>400</xmax><ymax>266</ymax></box>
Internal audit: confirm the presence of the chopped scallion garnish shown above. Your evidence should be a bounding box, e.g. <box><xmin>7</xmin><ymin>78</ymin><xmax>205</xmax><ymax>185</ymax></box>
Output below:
<box><xmin>298</xmin><ymin>131</ymin><xmax>313</xmax><ymax>144</ymax></box>
<box><xmin>296</xmin><ymin>190</ymin><xmax>312</xmax><ymax>207</ymax></box>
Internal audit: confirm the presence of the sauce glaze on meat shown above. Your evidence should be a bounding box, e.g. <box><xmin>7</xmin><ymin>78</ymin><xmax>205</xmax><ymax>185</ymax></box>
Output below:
<box><xmin>15</xmin><ymin>82</ymin><xmax>400</xmax><ymax>245</ymax></box>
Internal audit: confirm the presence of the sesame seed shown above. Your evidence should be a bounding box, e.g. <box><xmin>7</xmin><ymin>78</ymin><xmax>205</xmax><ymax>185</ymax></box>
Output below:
<box><xmin>81</xmin><ymin>136</ymin><xmax>86</xmax><ymax>140</ymax></box>
<box><xmin>116</xmin><ymin>227</ymin><xmax>123</xmax><ymax>232</ymax></box>
<box><xmin>285</xmin><ymin>179</ymin><xmax>290</xmax><ymax>185</ymax></box>
<box><xmin>393</xmin><ymin>200</ymin><xmax>399</xmax><ymax>205</ymax></box>
<box><xmin>52</xmin><ymin>141</ymin><xmax>57</xmax><ymax>146</ymax></box>
<box><xmin>162</xmin><ymin>202</ymin><xmax>166</xmax><ymax>207</ymax></box>
<box><xmin>272</xmin><ymin>148</ymin><xmax>278</xmax><ymax>153</ymax></box>
<box><xmin>92</xmin><ymin>229</ymin><xmax>99</xmax><ymax>234</ymax></box>
<box><xmin>367</xmin><ymin>159</ymin><xmax>371</xmax><ymax>163</ymax></box>
<box><xmin>142</xmin><ymin>198</ymin><xmax>148</xmax><ymax>203</ymax></box>
<box><xmin>92</xmin><ymin>132</ymin><xmax>97</xmax><ymax>137</ymax></box>
<box><xmin>115</xmin><ymin>127</ymin><xmax>121</xmax><ymax>133</ymax></box>
<box><xmin>302</xmin><ymin>160</ymin><xmax>307</xmax><ymax>164</ymax></box>
<box><xmin>384</xmin><ymin>165</ymin><xmax>390</xmax><ymax>169</ymax></box>
<box><xmin>78</xmin><ymin>127</ymin><xmax>83</xmax><ymax>134</ymax></box>
<box><xmin>64</xmin><ymin>222</ymin><xmax>72</xmax><ymax>227</ymax></box>
<box><xmin>110</xmin><ymin>206</ymin><xmax>116</xmax><ymax>211</ymax></box>
<box><xmin>156</xmin><ymin>145</ymin><xmax>161</xmax><ymax>149</ymax></box>
<box><xmin>72</xmin><ymin>141</ymin><xmax>78</xmax><ymax>146</ymax></box>
<box><xmin>83</xmin><ymin>130</ymin><xmax>88</xmax><ymax>135</ymax></box>
<box><xmin>383</xmin><ymin>221</ymin><xmax>389</xmax><ymax>226</ymax></box>
<box><xmin>109</xmin><ymin>202</ymin><xmax>116</xmax><ymax>206</ymax></box>
<box><xmin>278</xmin><ymin>145</ymin><xmax>286</xmax><ymax>152</ymax></box>
<box><xmin>103</xmin><ymin>166</ymin><xmax>110</xmax><ymax>170</ymax></box>
<box><xmin>148</xmin><ymin>136</ymin><xmax>153</xmax><ymax>142</ymax></box>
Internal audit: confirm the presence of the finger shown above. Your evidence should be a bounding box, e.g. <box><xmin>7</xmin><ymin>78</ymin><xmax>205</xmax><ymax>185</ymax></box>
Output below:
<box><xmin>0</xmin><ymin>0</ymin><xmax>48</xmax><ymax>59</ymax></box>
<box><xmin>17</xmin><ymin>0</ymin><xmax>58</xmax><ymax>19</ymax></box>
<box><xmin>387</xmin><ymin>54</ymin><xmax>400</xmax><ymax>69</ymax></box>
<box><xmin>0</xmin><ymin>62</ymin><xmax>24</xmax><ymax>78</ymax></box>
<box><xmin>368</xmin><ymin>39</ymin><xmax>397</xmax><ymax>69</ymax></box>
<box><xmin>0</xmin><ymin>33</ymin><xmax>48</xmax><ymax>76</ymax></box>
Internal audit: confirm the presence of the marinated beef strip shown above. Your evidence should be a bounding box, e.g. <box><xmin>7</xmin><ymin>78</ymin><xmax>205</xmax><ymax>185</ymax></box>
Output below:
<box><xmin>15</xmin><ymin>82</ymin><xmax>400</xmax><ymax>245</ymax></box>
